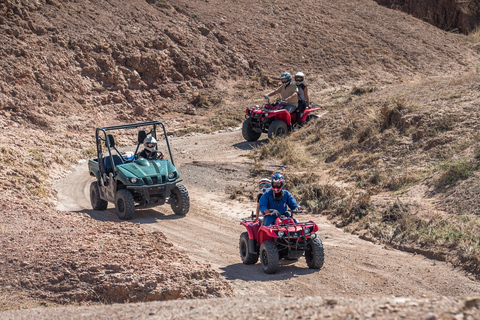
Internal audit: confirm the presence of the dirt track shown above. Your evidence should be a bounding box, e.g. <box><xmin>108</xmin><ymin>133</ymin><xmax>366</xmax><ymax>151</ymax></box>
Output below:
<box><xmin>53</xmin><ymin>128</ymin><xmax>480</xmax><ymax>300</ymax></box>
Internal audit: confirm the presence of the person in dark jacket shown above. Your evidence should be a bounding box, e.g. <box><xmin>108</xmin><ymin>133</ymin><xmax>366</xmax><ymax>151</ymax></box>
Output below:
<box><xmin>294</xmin><ymin>72</ymin><xmax>310</xmax><ymax>127</ymax></box>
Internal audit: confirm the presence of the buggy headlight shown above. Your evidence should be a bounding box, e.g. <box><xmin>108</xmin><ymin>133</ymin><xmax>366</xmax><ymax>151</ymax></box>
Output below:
<box><xmin>305</xmin><ymin>228</ymin><xmax>310</xmax><ymax>234</ymax></box>
<box><xmin>277</xmin><ymin>231</ymin><xmax>285</xmax><ymax>237</ymax></box>
<box><xmin>168</xmin><ymin>172</ymin><xmax>176</xmax><ymax>179</ymax></box>
<box><xmin>130</xmin><ymin>177</ymin><xmax>138</xmax><ymax>184</ymax></box>
<box><xmin>264</xmin><ymin>113</ymin><xmax>269</xmax><ymax>117</ymax></box>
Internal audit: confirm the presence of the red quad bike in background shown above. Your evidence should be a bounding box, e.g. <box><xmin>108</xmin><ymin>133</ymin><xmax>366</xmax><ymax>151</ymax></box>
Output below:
<box><xmin>242</xmin><ymin>97</ymin><xmax>322</xmax><ymax>141</ymax></box>
<box><xmin>239</xmin><ymin>210</ymin><xmax>325</xmax><ymax>274</ymax></box>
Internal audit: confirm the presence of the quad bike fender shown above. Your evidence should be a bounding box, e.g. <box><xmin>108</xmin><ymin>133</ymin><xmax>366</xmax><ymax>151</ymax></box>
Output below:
<box><xmin>257</xmin><ymin>227</ymin><xmax>277</xmax><ymax>246</ymax></box>
<box><xmin>241</xmin><ymin>221</ymin><xmax>261</xmax><ymax>240</ymax></box>
<box><xmin>271</xmin><ymin>109</ymin><xmax>292</xmax><ymax>125</ymax></box>
<box><xmin>300</xmin><ymin>107</ymin><xmax>322</xmax><ymax>121</ymax></box>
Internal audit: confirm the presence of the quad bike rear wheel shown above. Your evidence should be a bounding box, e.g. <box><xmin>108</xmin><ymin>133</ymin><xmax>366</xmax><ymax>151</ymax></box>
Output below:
<box><xmin>260</xmin><ymin>240</ymin><xmax>279</xmax><ymax>274</ymax></box>
<box><xmin>305</xmin><ymin>236</ymin><xmax>325</xmax><ymax>269</ymax></box>
<box><xmin>170</xmin><ymin>184</ymin><xmax>190</xmax><ymax>215</ymax></box>
<box><xmin>268</xmin><ymin>120</ymin><xmax>288</xmax><ymax>139</ymax></box>
<box><xmin>242</xmin><ymin>117</ymin><xmax>262</xmax><ymax>141</ymax></box>
<box><xmin>90</xmin><ymin>181</ymin><xmax>108</xmax><ymax>211</ymax></box>
<box><xmin>239</xmin><ymin>232</ymin><xmax>259</xmax><ymax>264</ymax></box>
<box><xmin>115</xmin><ymin>189</ymin><xmax>135</xmax><ymax>220</ymax></box>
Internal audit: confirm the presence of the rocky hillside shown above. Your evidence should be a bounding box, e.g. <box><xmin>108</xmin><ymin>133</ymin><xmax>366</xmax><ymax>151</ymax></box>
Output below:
<box><xmin>2</xmin><ymin>0</ymin><xmax>480</xmax><ymax>313</ymax></box>
<box><xmin>375</xmin><ymin>0</ymin><xmax>480</xmax><ymax>33</ymax></box>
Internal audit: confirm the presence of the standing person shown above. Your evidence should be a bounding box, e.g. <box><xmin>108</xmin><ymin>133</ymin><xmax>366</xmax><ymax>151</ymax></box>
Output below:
<box><xmin>263</xmin><ymin>72</ymin><xmax>298</xmax><ymax>114</ymax></box>
<box><xmin>294</xmin><ymin>72</ymin><xmax>309</xmax><ymax>127</ymax></box>
<box><xmin>259</xmin><ymin>173</ymin><xmax>302</xmax><ymax>227</ymax></box>
<box><xmin>256</xmin><ymin>178</ymin><xmax>271</xmax><ymax>221</ymax></box>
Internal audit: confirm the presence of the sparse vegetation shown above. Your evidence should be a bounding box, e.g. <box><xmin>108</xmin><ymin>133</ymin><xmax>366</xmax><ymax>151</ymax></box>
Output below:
<box><xmin>250</xmin><ymin>73</ymin><xmax>480</xmax><ymax>278</ymax></box>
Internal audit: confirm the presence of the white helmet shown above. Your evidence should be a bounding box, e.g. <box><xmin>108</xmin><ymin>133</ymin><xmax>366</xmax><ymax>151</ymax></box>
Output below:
<box><xmin>295</xmin><ymin>72</ymin><xmax>305</xmax><ymax>84</ymax></box>
<box><xmin>143</xmin><ymin>136</ymin><xmax>157</xmax><ymax>152</ymax></box>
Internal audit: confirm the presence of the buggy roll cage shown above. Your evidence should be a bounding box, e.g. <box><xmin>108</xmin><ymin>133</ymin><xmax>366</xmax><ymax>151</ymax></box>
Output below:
<box><xmin>95</xmin><ymin>121</ymin><xmax>174</xmax><ymax>179</ymax></box>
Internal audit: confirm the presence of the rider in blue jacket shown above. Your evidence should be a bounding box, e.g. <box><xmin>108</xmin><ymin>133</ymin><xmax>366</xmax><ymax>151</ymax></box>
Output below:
<box><xmin>259</xmin><ymin>173</ymin><xmax>302</xmax><ymax>226</ymax></box>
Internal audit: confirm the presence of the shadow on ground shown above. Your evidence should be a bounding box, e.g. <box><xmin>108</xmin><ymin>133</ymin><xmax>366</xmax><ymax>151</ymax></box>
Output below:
<box><xmin>78</xmin><ymin>208</ymin><xmax>185</xmax><ymax>224</ymax></box>
<box><xmin>220</xmin><ymin>261</ymin><xmax>319</xmax><ymax>281</ymax></box>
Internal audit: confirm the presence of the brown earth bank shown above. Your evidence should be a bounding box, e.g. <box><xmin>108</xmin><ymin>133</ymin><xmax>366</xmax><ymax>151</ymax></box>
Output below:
<box><xmin>0</xmin><ymin>197</ymin><xmax>233</xmax><ymax>309</ymax></box>
<box><xmin>2</xmin><ymin>0</ymin><xmax>480</xmax><ymax>318</ymax></box>
<box><xmin>374</xmin><ymin>0</ymin><xmax>480</xmax><ymax>34</ymax></box>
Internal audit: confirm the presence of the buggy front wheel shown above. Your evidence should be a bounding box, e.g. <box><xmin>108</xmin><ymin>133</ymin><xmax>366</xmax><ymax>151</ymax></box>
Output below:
<box><xmin>115</xmin><ymin>189</ymin><xmax>135</xmax><ymax>220</ymax></box>
<box><xmin>170</xmin><ymin>184</ymin><xmax>190</xmax><ymax>215</ymax></box>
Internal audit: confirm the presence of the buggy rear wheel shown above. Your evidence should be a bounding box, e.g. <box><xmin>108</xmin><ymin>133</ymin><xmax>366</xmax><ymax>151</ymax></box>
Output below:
<box><xmin>305</xmin><ymin>236</ymin><xmax>325</xmax><ymax>269</ymax></box>
<box><xmin>268</xmin><ymin>120</ymin><xmax>288</xmax><ymax>139</ymax></box>
<box><xmin>242</xmin><ymin>117</ymin><xmax>262</xmax><ymax>141</ymax></box>
<box><xmin>239</xmin><ymin>232</ymin><xmax>259</xmax><ymax>264</ymax></box>
<box><xmin>170</xmin><ymin>184</ymin><xmax>190</xmax><ymax>215</ymax></box>
<box><xmin>115</xmin><ymin>189</ymin><xmax>135</xmax><ymax>220</ymax></box>
<box><xmin>260</xmin><ymin>240</ymin><xmax>279</xmax><ymax>274</ymax></box>
<box><xmin>90</xmin><ymin>181</ymin><xmax>108</xmax><ymax>211</ymax></box>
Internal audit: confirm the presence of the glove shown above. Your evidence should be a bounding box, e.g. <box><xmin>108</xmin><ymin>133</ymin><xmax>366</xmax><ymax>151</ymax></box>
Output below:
<box><xmin>279</xmin><ymin>99</ymin><xmax>286</xmax><ymax>104</ymax></box>
<box><xmin>270</xmin><ymin>209</ymin><xmax>279</xmax><ymax>216</ymax></box>
<box><xmin>263</xmin><ymin>94</ymin><xmax>269</xmax><ymax>99</ymax></box>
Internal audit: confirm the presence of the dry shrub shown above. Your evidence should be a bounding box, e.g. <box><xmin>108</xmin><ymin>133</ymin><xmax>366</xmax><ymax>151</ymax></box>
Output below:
<box><xmin>333</xmin><ymin>191</ymin><xmax>372</xmax><ymax>227</ymax></box>
<box><xmin>384</xmin><ymin>169</ymin><xmax>419</xmax><ymax>191</ymax></box>
<box><xmin>190</xmin><ymin>93</ymin><xmax>209</xmax><ymax>108</ymax></box>
<box><xmin>254</xmin><ymin>138</ymin><xmax>309</xmax><ymax>167</ymax></box>
<box><xmin>437</xmin><ymin>158</ymin><xmax>478</xmax><ymax>186</ymax></box>
<box><xmin>295</xmin><ymin>183</ymin><xmax>348</xmax><ymax>214</ymax></box>
<box><xmin>378</xmin><ymin>99</ymin><xmax>406</xmax><ymax>131</ymax></box>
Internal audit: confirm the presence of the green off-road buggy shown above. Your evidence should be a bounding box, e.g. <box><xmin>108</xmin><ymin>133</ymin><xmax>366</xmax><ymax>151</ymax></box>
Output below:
<box><xmin>88</xmin><ymin>121</ymin><xmax>189</xmax><ymax>220</ymax></box>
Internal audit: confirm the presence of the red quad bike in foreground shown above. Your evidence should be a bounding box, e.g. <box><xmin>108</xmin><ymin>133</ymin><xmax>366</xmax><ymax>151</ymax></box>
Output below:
<box><xmin>242</xmin><ymin>97</ymin><xmax>322</xmax><ymax>141</ymax></box>
<box><xmin>239</xmin><ymin>210</ymin><xmax>325</xmax><ymax>274</ymax></box>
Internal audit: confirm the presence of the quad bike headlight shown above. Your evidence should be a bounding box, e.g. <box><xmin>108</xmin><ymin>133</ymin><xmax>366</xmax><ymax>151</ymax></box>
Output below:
<box><xmin>277</xmin><ymin>231</ymin><xmax>285</xmax><ymax>237</ymax></box>
<box><xmin>168</xmin><ymin>172</ymin><xmax>177</xmax><ymax>179</ymax></box>
<box><xmin>130</xmin><ymin>177</ymin><xmax>138</xmax><ymax>184</ymax></box>
<box><xmin>264</xmin><ymin>113</ymin><xmax>269</xmax><ymax>117</ymax></box>
<box><xmin>304</xmin><ymin>228</ymin><xmax>310</xmax><ymax>234</ymax></box>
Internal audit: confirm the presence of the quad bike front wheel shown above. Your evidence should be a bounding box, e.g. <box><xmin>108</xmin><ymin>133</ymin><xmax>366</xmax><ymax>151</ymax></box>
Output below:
<box><xmin>260</xmin><ymin>240</ymin><xmax>279</xmax><ymax>274</ymax></box>
<box><xmin>115</xmin><ymin>189</ymin><xmax>135</xmax><ymax>220</ymax></box>
<box><xmin>268</xmin><ymin>120</ymin><xmax>288</xmax><ymax>139</ymax></box>
<box><xmin>90</xmin><ymin>181</ymin><xmax>108</xmax><ymax>211</ymax></box>
<box><xmin>305</xmin><ymin>236</ymin><xmax>325</xmax><ymax>269</ymax></box>
<box><xmin>239</xmin><ymin>232</ymin><xmax>259</xmax><ymax>264</ymax></box>
<box><xmin>170</xmin><ymin>184</ymin><xmax>190</xmax><ymax>215</ymax></box>
<box><xmin>242</xmin><ymin>117</ymin><xmax>262</xmax><ymax>141</ymax></box>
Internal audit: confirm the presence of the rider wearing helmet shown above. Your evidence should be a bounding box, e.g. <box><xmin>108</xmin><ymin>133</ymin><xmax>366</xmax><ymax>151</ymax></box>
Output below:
<box><xmin>256</xmin><ymin>178</ymin><xmax>271</xmax><ymax>221</ymax></box>
<box><xmin>139</xmin><ymin>136</ymin><xmax>164</xmax><ymax>160</ymax></box>
<box><xmin>294</xmin><ymin>71</ymin><xmax>310</xmax><ymax>127</ymax></box>
<box><xmin>263</xmin><ymin>72</ymin><xmax>299</xmax><ymax>114</ymax></box>
<box><xmin>258</xmin><ymin>173</ymin><xmax>302</xmax><ymax>226</ymax></box>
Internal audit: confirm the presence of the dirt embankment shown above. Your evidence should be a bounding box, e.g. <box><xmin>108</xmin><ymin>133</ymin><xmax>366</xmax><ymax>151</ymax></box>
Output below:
<box><xmin>374</xmin><ymin>0</ymin><xmax>479</xmax><ymax>33</ymax></box>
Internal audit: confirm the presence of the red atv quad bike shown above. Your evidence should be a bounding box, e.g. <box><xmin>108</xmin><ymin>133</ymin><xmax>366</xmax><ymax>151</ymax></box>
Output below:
<box><xmin>239</xmin><ymin>210</ymin><xmax>325</xmax><ymax>274</ymax></box>
<box><xmin>242</xmin><ymin>97</ymin><xmax>322</xmax><ymax>141</ymax></box>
